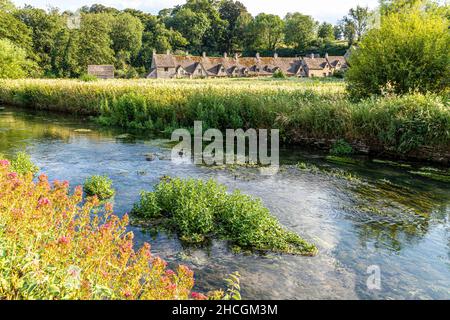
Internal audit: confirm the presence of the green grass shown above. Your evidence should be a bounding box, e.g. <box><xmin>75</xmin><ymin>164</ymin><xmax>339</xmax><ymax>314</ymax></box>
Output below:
<box><xmin>132</xmin><ymin>177</ymin><xmax>317</xmax><ymax>256</ymax></box>
<box><xmin>0</xmin><ymin>79</ymin><xmax>449</xmax><ymax>156</ymax></box>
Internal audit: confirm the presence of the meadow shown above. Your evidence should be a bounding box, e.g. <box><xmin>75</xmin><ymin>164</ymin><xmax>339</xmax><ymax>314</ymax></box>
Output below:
<box><xmin>0</xmin><ymin>78</ymin><xmax>449</xmax><ymax>159</ymax></box>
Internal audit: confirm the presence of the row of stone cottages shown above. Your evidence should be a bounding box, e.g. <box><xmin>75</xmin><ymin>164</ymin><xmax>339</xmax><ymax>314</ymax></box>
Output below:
<box><xmin>146</xmin><ymin>51</ymin><xmax>348</xmax><ymax>79</ymax></box>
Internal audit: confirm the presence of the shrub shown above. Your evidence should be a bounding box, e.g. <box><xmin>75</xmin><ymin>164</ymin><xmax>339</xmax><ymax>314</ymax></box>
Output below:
<box><xmin>79</xmin><ymin>74</ymin><xmax>98</xmax><ymax>82</ymax></box>
<box><xmin>330</xmin><ymin>139</ymin><xmax>353</xmax><ymax>156</ymax></box>
<box><xmin>83</xmin><ymin>175</ymin><xmax>115</xmax><ymax>200</ymax></box>
<box><xmin>0</xmin><ymin>159</ymin><xmax>220</xmax><ymax>300</ymax></box>
<box><xmin>132</xmin><ymin>178</ymin><xmax>317</xmax><ymax>255</ymax></box>
<box><xmin>346</xmin><ymin>9</ymin><xmax>450</xmax><ymax>99</ymax></box>
<box><xmin>272</xmin><ymin>70</ymin><xmax>286</xmax><ymax>79</ymax></box>
<box><xmin>0</xmin><ymin>152</ymin><xmax>39</xmax><ymax>176</ymax></box>
<box><xmin>0</xmin><ymin>39</ymin><xmax>36</xmax><ymax>79</ymax></box>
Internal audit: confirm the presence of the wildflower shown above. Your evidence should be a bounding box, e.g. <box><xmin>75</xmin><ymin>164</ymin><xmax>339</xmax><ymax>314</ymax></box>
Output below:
<box><xmin>7</xmin><ymin>172</ymin><xmax>18</xmax><ymax>180</ymax></box>
<box><xmin>166</xmin><ymin>283</ymin><xmax>177</xmax><ymax>291</ymax></box>
<box><xmin>191</xmin><ymin>292</ymin><xmax>208</xmax><ymax>300</ymax></box>
<box><xmin>123</xmin><ymin>290</ymin><xmax>132</xmax><ymax>298</ymax></box>
<box><xmin>165</xmin><ymin>270</ymin><xmax>176</xmax><ymax>277</ymax></box>
<box><xmin>0</xmin><ymin>159</ymin><xmax>10</xmax><ymax>167</ymax></box>
<box><xmin>58</xmin><ymin>236</ymin><xmax>70</xmax><ymax>245</ymax></box>
<box><xmin>37</xmin><ymin>197</ymin><xmax>51</xmax><ymax>207</ymax></box>
<box><xmin>38</xmin><ymin>173</ymin><xmax>48</xmax><ymax>182</ymax></box>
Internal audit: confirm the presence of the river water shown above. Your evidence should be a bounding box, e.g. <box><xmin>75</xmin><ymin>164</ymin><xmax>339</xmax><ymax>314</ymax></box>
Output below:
<box><xmin>0</xmin><ymin>106</ymin><xmax>449</xmax><ymax>300</ymax></box>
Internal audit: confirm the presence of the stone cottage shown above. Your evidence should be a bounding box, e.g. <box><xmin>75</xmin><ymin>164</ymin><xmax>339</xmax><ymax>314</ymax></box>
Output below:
<box><xmin>147</xmin><ymin>51</ymin><xmax>347</xmax><ymax>79</ymax></box>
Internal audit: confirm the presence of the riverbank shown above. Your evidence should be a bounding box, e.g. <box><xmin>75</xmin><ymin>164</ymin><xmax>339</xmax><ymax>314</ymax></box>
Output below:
<box><xmin>0</xmin><ymin>79</ymin><xmax>449</xmax><ymax>163</ymax></box>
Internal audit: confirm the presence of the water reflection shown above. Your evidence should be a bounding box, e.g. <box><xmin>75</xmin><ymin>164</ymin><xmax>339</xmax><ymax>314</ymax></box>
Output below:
<box><xmin>1</xmin><ymin>106</ymin><xmax>449</xmax><ymax>300</ymax></box>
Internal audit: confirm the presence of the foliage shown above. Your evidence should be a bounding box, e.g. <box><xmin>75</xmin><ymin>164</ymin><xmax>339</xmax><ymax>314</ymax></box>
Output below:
<box><xmin>284</xmin><ymin>13</ymin><xmax>317</xmax><ymax>51</ymax></box>
<box><xmin>9</xmin><ymin>152</ymin><xmax>39</xmax><ymax>176</ymax></box>
<box><xmin>0</xmin><ymin>79</ymin><xmax>448</xmax><ymax>155</ymax></box>
<box><xmin>132</xmin><ymin>177</ymin><xmax>318</xmax><ymax>255</ymax></box>
<box><xmin>330</xmin><ymin>139</ymin><xmax>353</xmax><ymax>156</ymax></box>
<box><xmin>0</xmin><ymin>39</ymin><xmax>35</xmax><ymax>79</ymax></box>
<box><xmin>245</xmin><ymin>13</ymin><xmax>284</xmax><ymax>52</ymax></box>
<box><xmin>272</xmin><ymin>69</ymin><xmax>286</xmax><ymax>79</ymax></box>
<box><xmin>346</xmin><ymin>9</ymin><xmax>449</xmax><ymax>99</ymax></box>
<box><xmin>318</xmin><ymin>22</ymin><xmax>335</xmax><ymax>42</ymax></box>
<box><xmin>0</xmin><ymin>160</ymin><xmax>222</xmax><ymax>300</ymax></box>
<box><xmin>79</xmin><ymin>74</ymin><xmax>98</xmax><ymax>82</ymax></box>
<box><xmin>83</xmin><ymin>175</ymin><xmax>115</xmax><ymax>200</ymax></box>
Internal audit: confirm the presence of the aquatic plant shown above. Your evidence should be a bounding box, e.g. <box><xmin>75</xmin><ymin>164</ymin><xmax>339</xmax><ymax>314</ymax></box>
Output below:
<box><xmin>83</xmin><ymin>175</ymin><xmax>115</xmax><ymax>200</ymax></box>
<box><xmin>132</xmin><ymin>177</ymin><xmax>317</xmax><ymax>255</ymax></box>
<box><xmin>330</xmin><ymin>139</ymin><xmax>353</xmax><ymax>156</ymax></box>
<box><xmin>0</xmin><ymin>158</ymin><xmax>232</xmax><ymax>300</ymax></box>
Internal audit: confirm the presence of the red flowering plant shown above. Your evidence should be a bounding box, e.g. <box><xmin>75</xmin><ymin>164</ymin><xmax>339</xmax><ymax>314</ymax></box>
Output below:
<box><xmin>0</xmin><ymin>159</ymin><xmax>231</xmax><ymax>300</ymax></box>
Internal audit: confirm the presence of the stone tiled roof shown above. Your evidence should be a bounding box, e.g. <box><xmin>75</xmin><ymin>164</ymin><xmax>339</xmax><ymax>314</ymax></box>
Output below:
<box><xmin>151</xmin><ymin>53</ymin><xmax>345</xmax><ymax>76</ymax></box>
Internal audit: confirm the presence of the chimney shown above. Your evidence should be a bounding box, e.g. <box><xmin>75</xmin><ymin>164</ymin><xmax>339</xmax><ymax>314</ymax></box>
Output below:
<box><xmin>256</xmin><ymin>52</ymin><xmax>260</xmax><ymax>60</ymax></box>
<box><xmin>153</xmin><ymin>49</ymin><xmax>156</xmax><ymax>55</ymax></box>
<box><xmin>224</xmin><ymin>52</ymin><xmax>227</xmax><ymax>58</ymax></box>
<box><xmin>166</xmin><ymin>49</ymin><xmax>171</xmax><ymax>55</ymax></box>
<box><xmin>185</xmin><ymin>51</ymin><xmax>189</xmax><ymax>56</ymax></box>
<box><xmin>325</xmin><ymin>52</ymin><xmax>329</xmax><ymax>59</ymax></box>
<box><xmin>274</xmin><ymin>52</ymin><xmax>278</xmax><ymax>59</ymax></box>
<box><xmin>234</xmin><ymin>53</ymin><xmax>239</xmax><ymax>60</ymax></box>
<box><xmin>202</xmin><ymin>52</ymin><xmax>207</xmax><ymax>58</ymax></box>
<box><xmin>310</xmin><ymin>53</ymin><xmax>314</xmax><ymax>59</ymax></box>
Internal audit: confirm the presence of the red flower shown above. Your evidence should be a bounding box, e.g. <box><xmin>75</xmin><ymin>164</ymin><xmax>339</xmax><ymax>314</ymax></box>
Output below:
<box><xmin>191</xmin><ymin>292</ymin><xmax>207</xmax><ymax>300</ymax></box>
<box><xmin>7</xmin><ymin>172</ymin><xmax>18</xmax><ymax>180</ymax></box>
<box><xmin>165</xmin><ymin>269</ymin><xmax>176</xmax><ymax>277</ymax></box>
<box><xmin>0</xmin><ymin>159</ymin><xmax>10</xmax><ymax>167</ymax></box>
<box><xmin>58</xmin><ymin>236</ymin><xmax>70</xmax><ymax>245</ymax></box>
<box><xmin>37</xmin><ymin>197</ymin><xmax>51</xmax><ymax>207</ymax></box>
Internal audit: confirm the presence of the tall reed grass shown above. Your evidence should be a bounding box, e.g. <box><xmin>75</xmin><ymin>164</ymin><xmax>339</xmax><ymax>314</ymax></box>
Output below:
<box><xmin>0</xmin><ymin>79</ymin><xmax>448</xmax><ymax>155</ymax></box>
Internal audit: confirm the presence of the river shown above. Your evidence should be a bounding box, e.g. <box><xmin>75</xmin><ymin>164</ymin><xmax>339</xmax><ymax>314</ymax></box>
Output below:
<box><xmin>0</xmin><ymin>106</ymin><xmax>449</xmax><ymax>299</ymax></box>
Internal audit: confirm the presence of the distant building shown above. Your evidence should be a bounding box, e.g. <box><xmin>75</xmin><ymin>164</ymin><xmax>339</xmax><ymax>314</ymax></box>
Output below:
<box><xmin>147</xmin><ymin>51</ymin><xmax>347</xmax><ymax>79</ymax></box>
<box><xmin>87</xmin><ymin>65</ymin><xmax>115</xmax><ymax>79</ymax></box>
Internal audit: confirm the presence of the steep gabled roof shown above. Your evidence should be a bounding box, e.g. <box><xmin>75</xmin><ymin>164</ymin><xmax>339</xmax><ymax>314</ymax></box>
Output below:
<box><xmin>153</xmin><ymin>53</ymin><xmax>176</xmax><ymax>68</ymax></box>
<box><xmin>302</xmin><ymin>57</ymin><xmax>330</xmax><ymax>70</ymax></box>
<box><xmin>327</xmin><ymin>56</ymin><xmax>348</xmax><ymax>68</ymax></box>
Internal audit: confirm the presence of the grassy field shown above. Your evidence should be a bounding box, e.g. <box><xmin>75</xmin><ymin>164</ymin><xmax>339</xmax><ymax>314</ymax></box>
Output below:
<box><xmin>0</xmin><ymin>78</ymin><xmax>448</xmax><ymax>158</ymax></box>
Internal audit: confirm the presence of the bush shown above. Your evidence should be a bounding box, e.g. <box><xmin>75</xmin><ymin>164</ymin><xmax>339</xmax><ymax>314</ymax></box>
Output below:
<box><xmin>346</xmin><ymin>10</ymin><xmax>450</xmax><ymax>99</ymax></box>
<box><xmin>132</xmin><ymin>178</ymin><xmax>317</xmax><ymax>255</ymax></box>
<box><xmin>79</xmin><ymin>74</ymin><xmax>98</xmax><ymax>82</ymax></box>
<box><xmin>330</xmin><ymin>139</ymin><xmax>353</xmax><ymax>156</ymax></box>
<box><xmin>0</xmin><ymin>159</ymin><xmax>219</xmax><ymax>300</ymax></box>
<box><xmin>83</xmin><ymin>175</ymin><xmax>115</xmax><ymax>200</ymax></box>
<box><xmin>0</xmin><ymin>39</ymin><xmax>35</xmax><ymax>79</ymax></box>
<box><xmin>0</xmin><ymin>152</ymin><xmax>39</xmax><ymax>176</ymax></box>
<box><xmin>272</xmin><ymin>70</ymin><xmax>286</xmax><ymax>79</ymax></box>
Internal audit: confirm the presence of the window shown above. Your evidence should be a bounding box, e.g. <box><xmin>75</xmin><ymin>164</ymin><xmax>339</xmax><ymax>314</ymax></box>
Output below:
<box><xmin>164</xmin><ymin>68</ymin><xmax>169</xmax><ymax>72</ymax></box>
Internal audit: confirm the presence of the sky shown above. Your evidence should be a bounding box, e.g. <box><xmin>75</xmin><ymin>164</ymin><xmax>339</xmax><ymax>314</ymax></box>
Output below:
<box><xmin>11</xmin><ymin>0</ymin><xmax>380</xmax><ymax>23</ymax></box>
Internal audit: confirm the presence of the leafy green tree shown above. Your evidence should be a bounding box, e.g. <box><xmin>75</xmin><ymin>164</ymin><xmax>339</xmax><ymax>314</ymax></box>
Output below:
<box><xmin>219</xmin><ymin>0</ymin><xmax>249</xmax><ymax>53</ymax></box>
<box><xmin>333</xmin><ymin>24</ymin><xmax>343</xmax><ymax>40</ymax></box>
<box><xmin>346</xmin><ymin>9</ymin><xmax>450</xmax><ymax>99</ymax></box>
<box><xmin>284</xmin><ymin>13</ymin><xmax>317</xmax><ymax>51</ymax></box>
<box><xmin>0</xmin><ymin>39</ymin><xmax>35</xmax><ymax>78</ymax></box>
<box><xmin>111</xmin><ymin>13</ymin><xmax>144</xmax><ymax>68</ymax></box>
<box><xmin>343</xmin><ymin>6</ymin><xmax>370</xmax><ymax>42</ymax></box>
<box><xmin>246</xmin><ymin>13</ymin><xmax>284</xmax><ymax>51</ymax></box>
<box><xmin>318</xmin><ymin>22</ymin><xmax>335</xmax><ymax>41</ymax></box>
<box><xmin>76</xmin><ymin>13</ymin><xmax>115</xmax><ymax>69</ymax></box>
<box><xmin>0</xmin><ymin>2</ymin><xmax>32</xmax><ymax>53</ymax></box>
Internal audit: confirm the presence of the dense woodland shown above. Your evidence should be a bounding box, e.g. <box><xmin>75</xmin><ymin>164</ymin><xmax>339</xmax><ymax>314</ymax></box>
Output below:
<box><xmin>0</xmin><ymin>0</ymin><xmax>376</xmax><ymax>78</ymax></box>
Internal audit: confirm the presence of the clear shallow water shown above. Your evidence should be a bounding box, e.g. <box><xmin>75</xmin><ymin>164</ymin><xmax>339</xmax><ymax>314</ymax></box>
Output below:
<box><xmin>0</xmin><ymin>106</ymin><xmax>449</xmax><ymax>300</ymax></box>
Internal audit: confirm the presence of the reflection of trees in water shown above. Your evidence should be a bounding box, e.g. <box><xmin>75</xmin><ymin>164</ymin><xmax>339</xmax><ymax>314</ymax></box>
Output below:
<box><xmin>0</xmin><ymin>109</ymin><xmax>120</xmax><ymax>155</ymax></box>
<box><xmin>346</xmin><ymin>179</ymin><xmax>449</xmax><ymax>252</ymax></box>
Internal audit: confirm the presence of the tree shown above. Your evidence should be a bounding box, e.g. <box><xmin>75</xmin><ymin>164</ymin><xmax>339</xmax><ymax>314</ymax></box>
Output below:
<box><xmin>284</xmin><ymin>13</ymin><xmax>317</xmax><ymax>51</ymax></box>
<box><xmin>111</xmin><ymin>13</ymin><xmax>144</xmax><ymax>68</ymax></box>
<box><xmin>0</xmin><ymin>38</ymin><xmax>35</xmax><ymax>78</ymax></box>
<box><xmin>218</xmin><ymin>0</ymin><xmax>249</xmax><ymax>53</ymax></box>
<box><xmin>0</xmin><ymin>3</ymin><xmax>32</xmax><ymax>53</ymax></box>
<box><xmin>346</xmin><ymin>9</ymin><xmax>450</xmax><ymax>99</ymax></box>
<box><xmin>343</xmin><ymin>6</ymin><xmax>370</xmax><ymax>42</ymax></box>
<box><xmin>318</xmin><ymin>22</ymin><xmax>334</xmax><ymax>41</ymax></box>
<box><xmin>245</xmin><ymin>13</ymin><xmax>284</xmax><ymax>52</ymax></box>
<box><xmin>333</xmin><ymin>24</ymin><xmax>343</xmax><ymax>40</ymax></box>
<box><xmin>76</xmin><ymin>13</ymin><xmax>115</xmax><ymax>69</ymax></box>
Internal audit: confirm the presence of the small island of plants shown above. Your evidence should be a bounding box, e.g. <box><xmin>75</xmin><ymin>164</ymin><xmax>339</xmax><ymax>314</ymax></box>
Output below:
<box><xmin>132</xmin><ymin>177</ymin><xmax>317</xmax><ymax>255</ymax></box>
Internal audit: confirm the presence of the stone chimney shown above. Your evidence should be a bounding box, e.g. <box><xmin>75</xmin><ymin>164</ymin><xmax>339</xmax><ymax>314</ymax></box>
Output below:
<box><xmin>153</xmin><ymin>49</ymin><xmax>156</xmax><ymax>55</ymax></box>
<box><xmin>325</xmin><ymin>52</ymin><xmax>329</xmax><ymax>59</ymax></box>
<box><xmin>234</xmin><ymin>53</ymin><xmax>239</xmax><ymax>60</ymax></box>
<box><xmin>274</xmin><ymin>52</ymin><xmax>278</xmax><ymax>59</ymax></box>
<box><xmin>202</xmin><ymin>52</ymin><xmax>207</xmax><ymax>58</ymax></box>
<box><xmin>256</xmin><ymin>52</ymin><xmax>260</xmax><ymax>60</ymax></box>
<box><xmin>310</xmin><ymin>53</ymin><xmax>314</xmax><ymax>59</ymax></box>
<box><xmin>185</xmin><ymin>51</ymin><xmax>189</xmax><ymax>56</ymax></box>
<box><xmin>224</xmin><ymin>52</ymin><xmax>228</xmax><ymax>58</ymax></box>
<box><xmin>166</xmin><ymin>49</ymin><xmax>171</xmax><ymax>55</ymax></box>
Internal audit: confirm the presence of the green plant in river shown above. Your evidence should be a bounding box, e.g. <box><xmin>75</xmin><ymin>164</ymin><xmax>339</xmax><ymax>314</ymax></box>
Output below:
<box><xmin>409</xmin><ymin>167</ymin><xmax>450</xmax><ymax>183</ymax></box>
<box><xmin>330</xmin><ymin>139</ymin><xmax>353</xmax><ymax>156</ymax></box>
<box><xmin>83</xmin><ymin>175</ymin><xmax>115</xmax><ymax>200</ymax></box>
<box><xmin>132</xmin><ymin>177</ymin><xmax>317</xmax><ymax>255</ymax></box>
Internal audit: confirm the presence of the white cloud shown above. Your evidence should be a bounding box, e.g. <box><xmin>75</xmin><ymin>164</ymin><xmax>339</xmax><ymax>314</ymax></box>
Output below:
<box><xmin>12</xmin><ymin>0</ymin><xmax>380</xmax><ymax>22</ymax></box>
